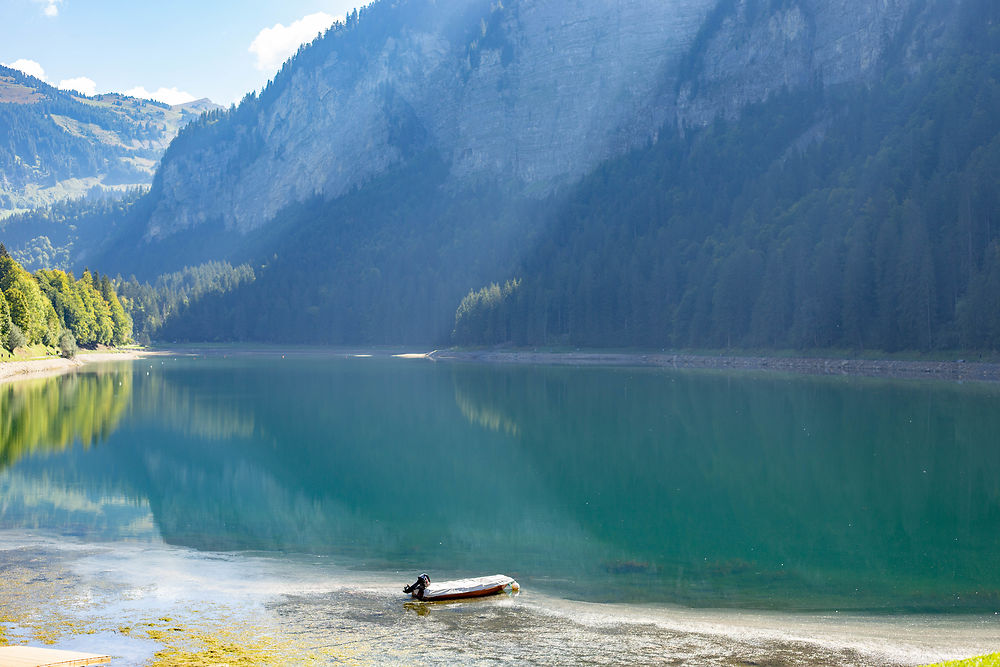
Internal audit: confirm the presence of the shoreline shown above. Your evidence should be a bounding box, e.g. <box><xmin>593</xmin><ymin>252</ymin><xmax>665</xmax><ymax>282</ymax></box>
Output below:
<box><xmin>0</xmin><ymin>349</ymin><xmax>164</xmax><ymax>386</ymax></box>
<box><xmin>2</xmin><ymin>530</ymin><xmax>997</xmax><ymax>667</ymax></box>
<box><xmin>430</xmin><ymin>349</ymin><xmax>1000</xmax><ymax>383</ymax></box>
<box><xmin>4</xmin><ymin>345</ymin><xmax>999</xmax><ymax>385</ymax></box>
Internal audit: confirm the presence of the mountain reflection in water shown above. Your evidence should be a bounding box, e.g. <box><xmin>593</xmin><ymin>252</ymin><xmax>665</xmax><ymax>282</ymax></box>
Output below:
<box><xmin>1</xmin><ymin>354</ymin><xmax>999</xmax><ymax>613</ymax></box>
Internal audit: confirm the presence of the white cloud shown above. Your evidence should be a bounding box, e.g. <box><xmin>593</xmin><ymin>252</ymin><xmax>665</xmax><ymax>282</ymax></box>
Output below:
<box><xmin>249</xmin><ymin>12</ymin><xmax>338</xmax><ymax>72</ymax></box>
<box><xmin>58</xmin><ymin>76</ymin><xmax>96</xmax><ymax>96</ymax></box>
<box><xmin>124</xmin><ymin>86</ymin><xmax>197</xmax><ymax>106</ymax></box>
<box><xmin>33</xmin><ymin>0</ymin><xmax>62</xmax><ymax>17</ymax></box>
<box><xmin>4</xmin><ymin>58</ymin><xmax>47</xmax><ymax>81</ymax></box>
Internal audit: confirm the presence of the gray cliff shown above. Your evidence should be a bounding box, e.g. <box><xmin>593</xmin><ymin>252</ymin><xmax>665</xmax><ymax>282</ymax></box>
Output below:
<box><xmin>145</xmin><ymin>0</ymin><xmax>932</xmax><ymax>239</ymax></box>
<box><xmin>674</xmin><ymin>0</ymin><xmax>956</xmax><ymax>128</ymax></box>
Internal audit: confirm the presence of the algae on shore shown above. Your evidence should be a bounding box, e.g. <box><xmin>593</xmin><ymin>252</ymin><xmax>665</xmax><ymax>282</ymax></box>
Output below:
<box><xmin>0</xmin><ymin>547</ymin><xmax>342</xmax><ymax>665</ymax></box>
<box><xmin>925</xmin><ymin>653</ymin><xmax>1000</xmax><ymax>667</ymax></box>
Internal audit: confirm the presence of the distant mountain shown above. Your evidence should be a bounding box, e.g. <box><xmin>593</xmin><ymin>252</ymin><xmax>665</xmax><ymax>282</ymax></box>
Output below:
<box><xmin>173</xmin><ymin>98</ymin><xmax>221</xmax><ymax>115</ymax></box>
<box><xmin>43</xmin><ymin>0</ymin><xmax>1000</xmax><ymax>349</ymax></box>
<box><xmin>0</xmin><ymin>66</ymin><xmax>220</xmax><ymax>216</ymax></box>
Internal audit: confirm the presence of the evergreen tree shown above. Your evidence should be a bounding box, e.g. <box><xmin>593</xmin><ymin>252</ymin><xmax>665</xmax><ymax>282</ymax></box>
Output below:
<box><xmin>99</xmin><ymin>275</ymin><xmax>132</xmax><ymax>345</ymax></box>
<box><xmin>0</xmin><ymin>291</ymin><xmax>11</xmax><ymax>347</ymax></box>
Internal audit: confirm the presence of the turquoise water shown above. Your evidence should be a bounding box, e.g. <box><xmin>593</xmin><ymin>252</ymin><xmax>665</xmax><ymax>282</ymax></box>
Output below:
<box><xmin>2</xmin><ymin>352</ymin><xmax>999</xmax><ymax>664</ymax></box>
<box><xmin>3</xmin><ymin>353</ymin><xmax>999</xmax><ymax>611</ymax></box>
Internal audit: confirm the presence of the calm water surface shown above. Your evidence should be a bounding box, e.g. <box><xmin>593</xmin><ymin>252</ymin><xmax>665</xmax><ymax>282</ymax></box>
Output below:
<box><xmin>1</xmin><ymin>352</ymin><xmax>998</xmax><ymax>664</ymax></box>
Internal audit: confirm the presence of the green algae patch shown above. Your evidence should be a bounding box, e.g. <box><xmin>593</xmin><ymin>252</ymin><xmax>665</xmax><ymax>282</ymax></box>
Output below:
<box><xmin>924</xmin><ymin>653</ymin><xmax>1000</xmax><ymax>667</ymax></box>
<box><xmin>107</xmin><ymin>606</ymin><xmax>358</xmax><ymax>666</ymax></box>
<box><xmin>0</xmin><ymin>549</ymin><xmax>361</xmax><ymax>665</ymax></box>
<box><xmin>0</xmin><ymin>559</ymin><xmax>102</xmax><ymax>647</ymax></box>
<box><xmin>150</xmin><ymin>631</ymin><xmax>281</xmax><ymax>666</ymax></box>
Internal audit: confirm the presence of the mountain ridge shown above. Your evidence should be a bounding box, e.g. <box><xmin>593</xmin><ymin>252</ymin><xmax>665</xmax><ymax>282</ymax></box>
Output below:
<box><xmin>0</xmin><ymin>66</ymin><xmax>220</xmax><ymax>216</ymax></box>
<box><xmin>126</xmin><ymin>0</ymin><xmax>948</xmax><ymax>248</ymax></box>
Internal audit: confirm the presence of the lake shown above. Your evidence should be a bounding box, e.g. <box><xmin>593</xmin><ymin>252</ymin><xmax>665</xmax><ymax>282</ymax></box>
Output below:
<box><xmin>1</xmin><ymin>351</ymin><xmax>998</xmax><ymax>664</ymax></box>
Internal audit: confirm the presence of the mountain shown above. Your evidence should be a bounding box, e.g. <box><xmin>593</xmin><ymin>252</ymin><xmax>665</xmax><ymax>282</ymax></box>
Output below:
<box><xmin>108</xmin><ymin>0</ymin><xmax>930</xmax><ymax>243</ymax></box>
<box><xmin>66</xmin><ymin>0</ymin><xmax>1000</xmax><ymax>349</ymax></box>
<box><xmin>0</xmin><ymin>66</ymin><xmax>221</xmax><ymax>216</ymax></box>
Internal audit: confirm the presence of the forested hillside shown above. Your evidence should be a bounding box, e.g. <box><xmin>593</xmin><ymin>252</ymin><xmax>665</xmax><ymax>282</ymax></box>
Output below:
<box><xmin>455</xmin><ymin>3</ymin><xmax>1000</xmax><ymax>351</ymax></box>
<box><xmin>8</xmin><ymin>0</ymin><xmax>998</xmax><ymax>353</ymax></box>
<box><xmin>0</xmin><ymin>65</ymin><xmax>218</xmax><ymax>216</ymax></box>
<box><xmin>154</xmin><ymin>0</ymin><xmax>1000</xmax><ymax>352</ymax></box>
<box><xmin>0</xmin><ymin>190</ymin><xmax>145</xmax><ymax>271</ymax></box>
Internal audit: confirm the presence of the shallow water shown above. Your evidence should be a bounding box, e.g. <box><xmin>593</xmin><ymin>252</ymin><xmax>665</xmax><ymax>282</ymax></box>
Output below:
<box><xmin>1</xmin><ymin>352</ymin><xmax>998</xmax><ymax>664</ymax></box>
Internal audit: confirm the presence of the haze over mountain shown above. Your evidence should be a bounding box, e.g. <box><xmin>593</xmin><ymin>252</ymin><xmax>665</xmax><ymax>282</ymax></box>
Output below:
<box><xmin>116</xmin><ymin>0</ymin><xmax>928</xmax><ymax>242</ymax></box>
<box><xmin>8</xmin><ymin>0</ymin><xmax>1000</xmax><ymax>350</ymax></box>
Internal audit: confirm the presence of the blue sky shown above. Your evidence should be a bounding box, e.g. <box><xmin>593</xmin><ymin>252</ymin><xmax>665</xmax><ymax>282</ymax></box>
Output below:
<box><xmin>1</xmin><ymin>0</ymin><xmax>363</xmax><ymax>105</ymax></box>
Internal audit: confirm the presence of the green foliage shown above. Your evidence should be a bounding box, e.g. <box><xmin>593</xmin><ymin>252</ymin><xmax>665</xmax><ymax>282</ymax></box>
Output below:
<box><xmin>0</xmin><ymin>290</ymin><xmax>11</xmax><ymax>343</ymax></box>
<box><xmin>114</xmin><ymin>261</ymin><xmax>255</xmax><ymax>343</ymax></box>
<box><xmin>99</xmin><ymin>275</ymin><xmax>132</xmax><ymax>345</ymax></box>
<box><xmin>5</xmin><ymin>323</ymin><xmax>27</xmax><ymax>352</ymax></box>
<box><xmin>0</xmin><ymin>254</ymin><xmax>51</xmax><ymax>344</ymax></box>
<box><xmin>453</xmin><ymin>279</ymin><xmax>521</xmax><ymax>345</ymax></box>
<box><xmin>34</xmin><ymin>266</ymin><xmax>132</xmax><ymax>347</ymax></box>
<box><xmin>79</xmin><ymin>270</ymin><xmax>114</xmax><ymax>345</ymax></box>
<box><xmin>0</xmin><ymin>254</ymin><xmax>133</xmax><ymax>350</ymax></box>
<box><xmin>923</xmin><ymin>652</ymin><xmax>1000</xmax><ymax>667</ymax></box>
<box><xmin>59</xmin><ymin>330</ymin><xmax>78</xmax><ymax>359</ymax></box>
<box><xmin>3</xmin><ymin>286</ymin><xmax>29</xmax><ymax>335</ymax></box>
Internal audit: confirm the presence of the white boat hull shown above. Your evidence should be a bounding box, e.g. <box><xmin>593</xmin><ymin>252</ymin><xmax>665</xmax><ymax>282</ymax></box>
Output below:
<box><xmin>410</xmin><ymin>574</ymin><xmax>518</xmax><ymax>601</ymax></box>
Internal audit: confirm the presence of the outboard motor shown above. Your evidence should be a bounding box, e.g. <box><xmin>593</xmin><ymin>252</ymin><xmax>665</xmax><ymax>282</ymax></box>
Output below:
<box><xmin>403</xmin><ymin>573</ymin><xmax>430</xmax><ymax>600</ymax></box>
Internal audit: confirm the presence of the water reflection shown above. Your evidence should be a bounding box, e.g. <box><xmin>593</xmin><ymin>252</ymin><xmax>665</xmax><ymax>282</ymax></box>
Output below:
<box><xmin>2</xmin><ymin>356</ymin><xmax>999</xmax><ymax>612</ymax></box>
<box><xmin>0</xmin><ymin>368</ymin><xmax>132</xmax><ymax>470</ymax></box>
<box><xmin>452</xmin><ymin>366</ymin><xmax>1000</xmax><ymax>610</ymax></box>
<box><xmin>0</xmin><ymin>367</ymin><xmax>153</xmax><ymax>540</ymax></box>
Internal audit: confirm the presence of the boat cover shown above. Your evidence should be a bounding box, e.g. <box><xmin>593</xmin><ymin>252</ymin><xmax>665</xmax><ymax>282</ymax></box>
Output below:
<box><xmin>420</xmin><ymin>574</ymin><xmax>516</xmax><ymax>600</ymax></box>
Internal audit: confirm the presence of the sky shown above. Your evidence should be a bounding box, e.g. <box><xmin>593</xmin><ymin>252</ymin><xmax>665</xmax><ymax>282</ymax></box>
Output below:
<box><xmin>1</xmin><ymin>0</ymin><xmax>363</xmax><ymax>105</ymax></box>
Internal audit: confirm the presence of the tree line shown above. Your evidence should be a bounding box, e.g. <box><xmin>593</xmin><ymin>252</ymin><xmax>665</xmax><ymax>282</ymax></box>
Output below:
<box><xmin>0</xmin><ymin>243</ymin><xmax>132</xmax><ymax>356</ymax></box>
<box><xmin>453</xmin><ymin>9</ymin><xmax>1000</xmax><ymax>352</ymax></box>
<box><xmin>113</xmin><ymin>260</ymin><xmax>255</xmax><ymax>344</ymax></box>
<box><xmin>0</xmin><ymin>189</ymin><xmax>146</xmax><ymax>272</ymax></box>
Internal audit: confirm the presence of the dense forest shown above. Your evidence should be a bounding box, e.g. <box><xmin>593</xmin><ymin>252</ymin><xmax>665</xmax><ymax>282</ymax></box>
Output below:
<box><xmin>114</xmin><ymin>261</ymin><xmax>255</xmax><ymax>344</ymax></box>
<box><xmin>0</xmin><ymin>243</ymin><xmax>132</xmax><ymax>355</ymax></box>
<box><xmin>0</xmin><ymin>189</ymin><xmax>146</xmax><ymax>271</ymax></box>
<box><xmin>150</xmin><ymin>156</ymin><xmax>540</xmax><ymax>344</ymax></box>
<box><xmin>454</xmin><ymin>3</ymin><xmax>1000</xmax><ymax>351</ymax></box>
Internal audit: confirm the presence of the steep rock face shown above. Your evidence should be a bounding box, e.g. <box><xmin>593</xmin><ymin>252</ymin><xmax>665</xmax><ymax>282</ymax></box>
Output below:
<box><xmin>441</xmin><ymin>0</ymin><xmax>714</xmax><ymax>184</ymax></box>
<box><xmin>146</xmin><ymin>0</ymin><xmax>717</xmax><ymax>237</ymax></box>
<box><xmin>143</xmin><ymin>0</ymin><xmax>950</xmax><ymax>243</ymax></box>
<box><xmin>673</xmin><ymin>0</ymin><xmax>953</xmax><ymax>127</ymax></box>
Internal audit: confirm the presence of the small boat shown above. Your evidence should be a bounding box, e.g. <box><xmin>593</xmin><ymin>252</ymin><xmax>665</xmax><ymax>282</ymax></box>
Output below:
<box><xmin>403</xmin><ymin>573</ymin><xmax>519</xmax><ymax>601</ymax></box>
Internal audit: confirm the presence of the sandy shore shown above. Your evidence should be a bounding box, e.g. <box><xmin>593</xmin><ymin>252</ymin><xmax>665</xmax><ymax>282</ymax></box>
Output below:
<box><xmin>430</xmin><ymin>349</ymin><xmax>1000</xmax><ymax>383</ymax></box>
<box><xmin>0</xmin><ymin>349</ymin><xmax>163</xmax><ymax>385</ymax></box>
